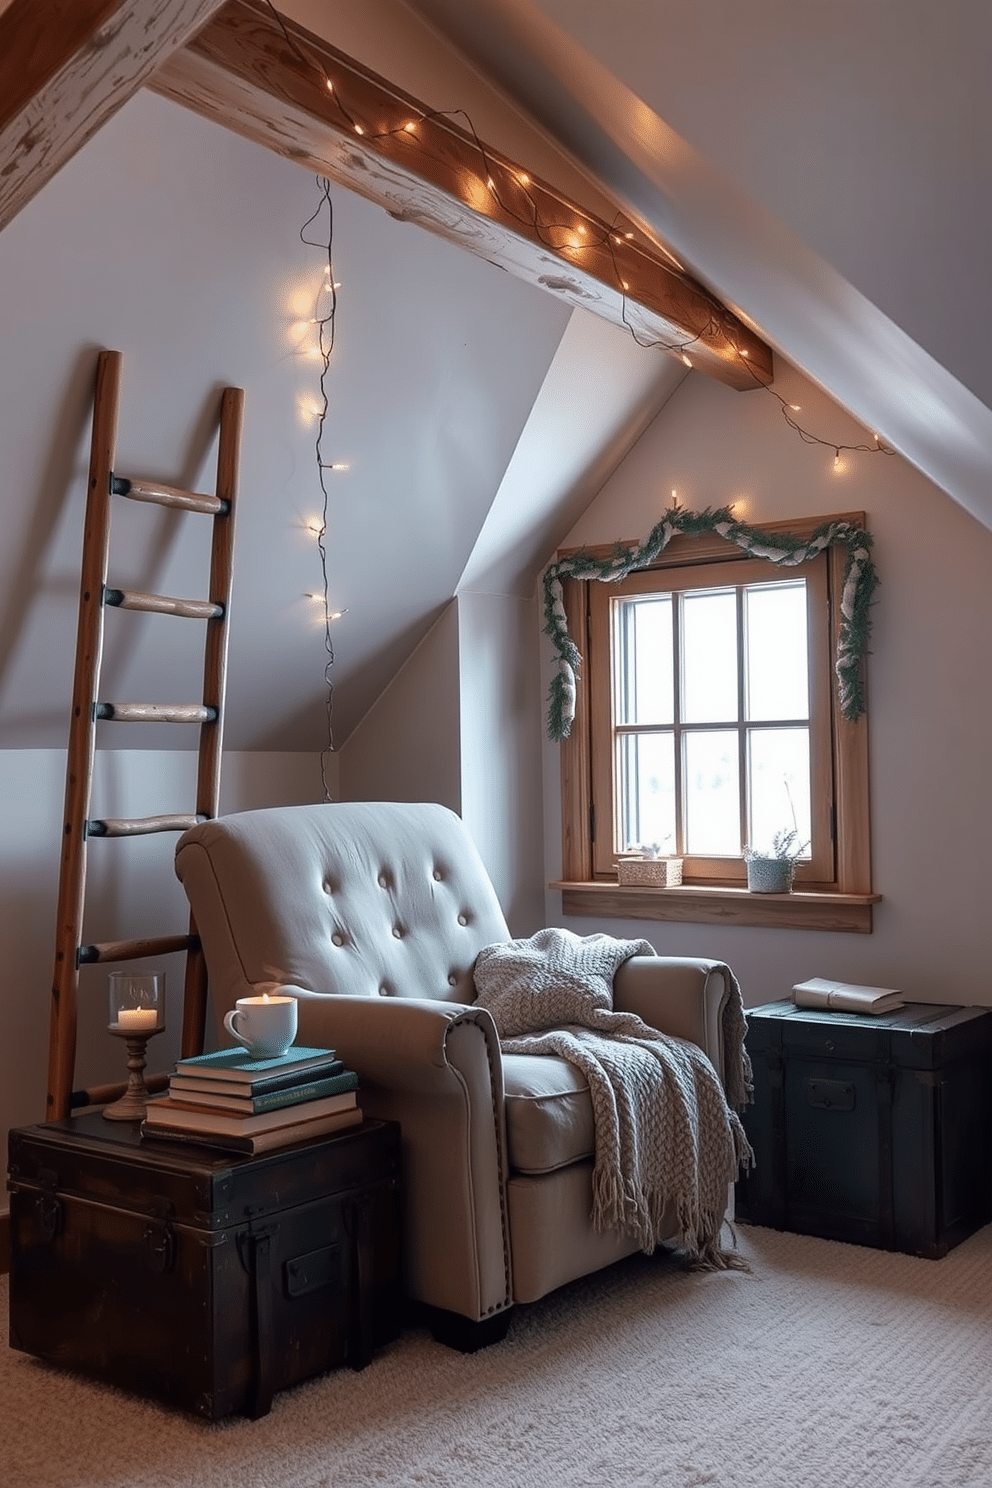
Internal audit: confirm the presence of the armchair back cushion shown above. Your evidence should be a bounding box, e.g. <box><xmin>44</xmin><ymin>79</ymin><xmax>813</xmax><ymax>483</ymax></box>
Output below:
<box><xmin>175</xmin><ymin>801</ymin><xmax>511</xmax><ymax>1013</ymax></box>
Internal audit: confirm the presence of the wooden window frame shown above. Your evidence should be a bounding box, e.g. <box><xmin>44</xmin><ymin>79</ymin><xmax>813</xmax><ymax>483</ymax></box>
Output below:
<box><xmin>552</xmin><ymin>513</ymin><xmax>879</xmax><ymax>933</ymax></box>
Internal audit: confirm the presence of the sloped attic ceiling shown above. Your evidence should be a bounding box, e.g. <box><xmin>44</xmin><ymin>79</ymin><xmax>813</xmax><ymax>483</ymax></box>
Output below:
<box><xmin>0</xmin><ymin>0</ymin><xmax>725</xmax><ymax>754</ymax></box>
<box><xmin>0</xmin><ymin>83</ymin><xmax>686</xmax><ymax>750</ymax></box>
<box><xmin>3</xmin><ymin>0</ymin><xmax>989</xmax><ymax>756</ymax></box>
<box><xmin>0</xmin><ymin>89</ymin><xmax>562</xmax><ymax>750</ymax></box>
<box><xmin>403</xmin><ymin>0</ymin><xmax>992</xmax><ymax>534</ymax></box>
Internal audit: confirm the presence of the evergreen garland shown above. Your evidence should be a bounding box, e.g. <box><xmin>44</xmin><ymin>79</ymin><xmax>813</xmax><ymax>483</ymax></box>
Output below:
<box><xmin>542</xmin><ymin>507</ymin><xmax>877</xmax><ymax>742</ymax></box>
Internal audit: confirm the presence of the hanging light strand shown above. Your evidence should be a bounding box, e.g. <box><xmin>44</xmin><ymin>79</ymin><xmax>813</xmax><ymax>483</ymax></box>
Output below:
<box><xmin>268</xmin><ymin>0</ymin><xmax>892</xmax><ymax>529</ymax></box>
<box><xmin>727</xmin><ymin>347</ymin><xmax>893</xmax><ymax>467</ymax></box>
<box><xmin>298</xmin><ymin>176</ymin><xmax>340</xmax><ymax>802</ymax></box>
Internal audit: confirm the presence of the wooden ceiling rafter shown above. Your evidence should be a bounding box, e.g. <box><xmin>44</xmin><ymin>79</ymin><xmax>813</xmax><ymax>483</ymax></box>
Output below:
<box><xmin>0</xmin><ymin>0</ymin><xmax>229</xmax><ymax>236</ymax></box>
<box><xmin>149</xmin><ymin>0</ymin><xmax>773</xmax><ymax>391</ymax></box>
<box><xmin>0</xmin><ymin>0</ymin><xmax>773</xmax><ymax>389</ymax></box>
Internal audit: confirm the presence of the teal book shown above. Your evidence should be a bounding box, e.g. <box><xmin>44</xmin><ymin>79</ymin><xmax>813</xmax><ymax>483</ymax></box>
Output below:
<box><xmin>175</xmin><ymin>1045</ymin><xmax>338</xmax><ymax>1088</ymax></box>
<box><xmin>169</xmin><ymin>1068</ymin><xmax>359</xmax><ymax>1114</ymax></box>
<box><xmin>170</xmin><ymin>1058</ymin><xmax>345</xmax><ymax>1100</ymax></box>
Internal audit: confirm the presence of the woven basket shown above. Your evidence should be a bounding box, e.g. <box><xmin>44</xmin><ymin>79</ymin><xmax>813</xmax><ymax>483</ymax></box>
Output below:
<box><xmin>617</xmin><ymin>855</ymin><xmax>683</xmax><ymax>887</ymax></box>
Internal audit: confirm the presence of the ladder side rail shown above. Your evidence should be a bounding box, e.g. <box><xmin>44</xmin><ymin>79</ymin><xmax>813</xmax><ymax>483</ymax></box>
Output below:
<box><xmin>183</xmin><ymin>384</ymin><xmax>244</xmax><ymax>1059</ymax></box>
<box><xmin>47</xmin><ymin>350</ymin><xmax>122</xmax><ymax>1122</ymax></box>
<box><xmin>196</xmin><ymin>385</ymin><xmax>243</xmax><ymax>819</ymax></box>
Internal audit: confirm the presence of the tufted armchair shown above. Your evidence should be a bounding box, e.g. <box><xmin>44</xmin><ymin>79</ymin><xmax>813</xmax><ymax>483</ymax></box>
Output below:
<box><xmin>175</xmin><ymin>801</ymin><xmax>741</xmax><ymax>1349</ymax></box>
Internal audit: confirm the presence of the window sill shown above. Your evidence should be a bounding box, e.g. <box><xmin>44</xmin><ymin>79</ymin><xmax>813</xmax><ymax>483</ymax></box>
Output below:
<box><xmin>550</xmin><ymin>881</ymin><xmax>881</xmax><ymax>934</ymax></box>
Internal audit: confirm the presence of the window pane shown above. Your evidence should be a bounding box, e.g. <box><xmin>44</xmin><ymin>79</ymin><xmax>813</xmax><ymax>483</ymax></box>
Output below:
<box><xmin>684</xmin><ymin>730</ymin><xmax>741</xmax><ymax>855</ymax></box>
<box><xmin>747</xmin><ymin>728</ymin><xmax>811</xmax><ymax>858</ymax></box>
<box><xmin>614</xmin><ymin>597</ymin><xmax>673</xmax><ymax>726</ymax></box>
<box><xmin>682</xmin><ymin>590</ymin><xmax>738</xmax><ymax>723</ymax></box>
<box><xmin>617</xmin><ymin>732</ymin><xmax>675</xmax><ymax>853</ymax></box>
<box><xmin>745</xmin><ymin>581</ymin><xmax>808</xmax><ymax>721</ymax></box>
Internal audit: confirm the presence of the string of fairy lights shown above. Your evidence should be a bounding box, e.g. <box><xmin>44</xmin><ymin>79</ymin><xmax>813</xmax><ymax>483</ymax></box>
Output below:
<box><xmin>273</xmin><ymin>0</ymin><xmax>891</xmax><ymax>777</ymax></box>
<box><xmin>296</xmin><ymin>176</ymin><xmax>341</xmax><ymax>801</ymax></box>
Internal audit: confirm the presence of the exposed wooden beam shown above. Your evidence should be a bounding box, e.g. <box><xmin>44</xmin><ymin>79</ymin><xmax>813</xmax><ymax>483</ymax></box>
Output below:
<box><xmin>0</xmin><ymin>0</ymin><xmax>228</xmax><ymax>235</ymax></box>
<box><xmin>151</xmin><ymin>1</ymin><xmax>772</xmax><ymax>390</ymax></box>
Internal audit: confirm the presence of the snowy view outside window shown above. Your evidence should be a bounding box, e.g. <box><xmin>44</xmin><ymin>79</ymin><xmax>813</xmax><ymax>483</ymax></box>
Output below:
<box><xmin>612</xmin><ymin>580</ymin><xmax>811</xmax><ymax>859</ymax></box>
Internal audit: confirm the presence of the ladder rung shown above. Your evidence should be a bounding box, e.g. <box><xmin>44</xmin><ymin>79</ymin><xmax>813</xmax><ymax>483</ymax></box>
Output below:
<box><xmin>111</xmin><ymin>474</ymin><xmax>229</xmax><ymax>516</ymax></box>
<box><xmin>70</xmin><ymin>1072</ymin><xmax>170</xmax><ymax>1109</ymax></box>
<box><xmin>77</xmin><ymin>934</ymin><xmax>199</xmax><ymax>966</ymax></box>
<box><xmin>87</xmin><ymin>814</ymin><xmax>207</xmax><ymax>838</ymax></box>
<box><xmin>94</xmin><ymin>702</ymin><xmax>218</xmax><ymax>724</ymax></box>
<box><xmin>104</xmin><ymin>587</ymin><xmax>223</xmax><ymax>620</ymax></box>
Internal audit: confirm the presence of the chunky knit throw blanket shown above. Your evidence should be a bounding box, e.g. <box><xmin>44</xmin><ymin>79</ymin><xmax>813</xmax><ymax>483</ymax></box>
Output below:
<box><xmin>473</xmin><ymin>928</ymin><xmax>753</xmax><ymax>1268</ymax></box>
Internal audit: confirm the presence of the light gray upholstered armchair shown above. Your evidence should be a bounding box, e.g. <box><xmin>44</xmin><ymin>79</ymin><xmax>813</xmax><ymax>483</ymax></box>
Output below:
<box><xmin>175</xmin><ymin>801</ymin><xmax>741</xmax><ymax>1349</ymax></box>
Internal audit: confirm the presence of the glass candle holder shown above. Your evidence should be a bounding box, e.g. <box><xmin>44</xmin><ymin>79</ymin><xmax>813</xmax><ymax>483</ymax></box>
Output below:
<box><xmin>103</xmin><ymin>971</ymin><xmax>165</xmax><ymax>1121</ymax></box>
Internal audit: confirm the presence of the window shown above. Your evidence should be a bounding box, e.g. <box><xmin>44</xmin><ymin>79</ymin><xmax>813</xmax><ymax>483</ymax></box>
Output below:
<box><xmin>555</xmin><ymin>514</ymin><xmax>877</xmax><ymax>931</ymax></box>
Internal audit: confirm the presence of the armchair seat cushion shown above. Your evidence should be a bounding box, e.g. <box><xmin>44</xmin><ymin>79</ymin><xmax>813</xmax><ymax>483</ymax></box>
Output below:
<box><xmin>502</xmin><ymin>1053</ymin><xmax>595</xmax><ymax>1174</ymax></box>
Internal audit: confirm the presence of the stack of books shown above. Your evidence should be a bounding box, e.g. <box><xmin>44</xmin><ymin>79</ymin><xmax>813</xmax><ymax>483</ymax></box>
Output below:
<box><xmin>141</xmin><ymin>1045</ymin><xmax>361</xmax><ymax>1155</ymax></box>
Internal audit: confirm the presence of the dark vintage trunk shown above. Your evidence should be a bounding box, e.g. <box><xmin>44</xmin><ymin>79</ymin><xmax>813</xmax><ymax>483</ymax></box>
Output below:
<box><xmin>736</xmin><ymin>1001</ymin><xmax>992</xmax><ymax>1258</ymax></box>
<box><xmin>7</xmin><ymin>1113</ymin><xmax>401</xmax><ymax>1419</ymax></box>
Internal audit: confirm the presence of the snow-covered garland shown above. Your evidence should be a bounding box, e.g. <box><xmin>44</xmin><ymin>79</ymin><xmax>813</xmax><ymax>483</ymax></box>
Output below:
<box><xmin>542</xmin><ymin>507</ymin><xmax>878</xmax><ymax>743</ymax></box>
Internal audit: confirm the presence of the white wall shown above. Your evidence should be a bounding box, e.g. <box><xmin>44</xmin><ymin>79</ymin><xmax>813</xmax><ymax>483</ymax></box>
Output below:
<box><xmin>338</xmin><ymin>601</ymin><xmax>461</xmax><ymax>808</ymax></box>
<box><xmin>337</xmin><ymin>592</ymin><xmax>547</xmax><ymax>937</ymax></box>
<box><xmin>1</xmin><ymin>749</ymin><xmax>324</xmax><ymax>1181</ymax></box>
<box><xmin>457</xmin><ymin>591</ymin><xmax>546</xmax><ymax>934</ymax></box>
<box><xmin>542</xmin><ymin>362</ymin><xmax>992</xmax><ymax>1010</ymax></box>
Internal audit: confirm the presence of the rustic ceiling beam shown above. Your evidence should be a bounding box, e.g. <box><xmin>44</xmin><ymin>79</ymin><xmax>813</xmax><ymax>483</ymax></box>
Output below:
<box><xmin>150</xmin><ymin>0</ymin><xmax>772</xmax><ymax>390</ymax></box>
<box><xmin>0</xmin><ymin>0</ymin><xmax>229</xmax><ymax>236</ymax></box>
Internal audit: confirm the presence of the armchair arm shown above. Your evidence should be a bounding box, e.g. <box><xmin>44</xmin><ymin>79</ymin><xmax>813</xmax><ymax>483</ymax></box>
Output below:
<box><xmin>612</xmin><ymin>956</ymin><xmax>735</xmax><ymax>1090</ymax></box>
<box><xmin>293</xmin><ymin>991</ymin><xmax>512</xmax><ymax>1324</ymax></box>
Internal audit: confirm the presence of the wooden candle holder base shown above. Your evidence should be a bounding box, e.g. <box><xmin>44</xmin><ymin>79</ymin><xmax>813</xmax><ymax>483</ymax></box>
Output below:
<box><xmin>103</xmin><ymin>1029</ymin><xmax>161</xmax><ymax>1121</ymax></box>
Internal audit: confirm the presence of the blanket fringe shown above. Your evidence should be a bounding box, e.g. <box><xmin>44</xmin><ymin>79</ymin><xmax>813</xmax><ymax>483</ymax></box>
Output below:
<box><xmin>682</xmin><ymin>1219</ymin><xmax>752</xmax><ymax>1274</ymax></box>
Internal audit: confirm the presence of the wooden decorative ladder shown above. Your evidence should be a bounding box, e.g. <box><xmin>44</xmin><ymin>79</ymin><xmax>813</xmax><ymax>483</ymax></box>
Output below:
<box><xmin>46</xmin><ymin>348</ymin><xmax>243</xmax><ymax>1121</ymax></box>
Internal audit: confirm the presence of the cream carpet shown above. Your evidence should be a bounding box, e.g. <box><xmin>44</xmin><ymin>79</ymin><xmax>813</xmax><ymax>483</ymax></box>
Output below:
<box><xmin>4</xmin><ymin>1222</ymin><xmax>992</xmax><ymax>1488</ymax></box>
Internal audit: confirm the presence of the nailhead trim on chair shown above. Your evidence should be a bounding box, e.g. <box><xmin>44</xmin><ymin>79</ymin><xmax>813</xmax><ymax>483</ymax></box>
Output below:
<box><xmin>471</xmin><ymin>1008</ymin><xmax>513</xmax><ymax>1314</ymax></box>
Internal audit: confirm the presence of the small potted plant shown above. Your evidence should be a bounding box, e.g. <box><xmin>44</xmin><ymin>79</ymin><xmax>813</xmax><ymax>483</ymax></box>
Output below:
<box><xmin>743</xmin><ymin>827</ymin><xmax>809</xmax><ymax>894</ymax></box>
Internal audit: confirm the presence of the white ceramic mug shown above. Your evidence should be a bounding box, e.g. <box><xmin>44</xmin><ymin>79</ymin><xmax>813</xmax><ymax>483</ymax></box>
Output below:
<box><xmin>223</xmin><ymin>992</ymin><xmax>298</xmax><ymax>1059</ymax></box>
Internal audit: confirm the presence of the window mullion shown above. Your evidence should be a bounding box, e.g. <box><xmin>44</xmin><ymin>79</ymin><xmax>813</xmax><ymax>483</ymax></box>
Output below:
<box><xmin>672</xmin><ymin>592</ymin><xmax>684</xmax><ymax>856</ymax></box>
<box><xmin>737</xmin><ymin>586</ymin><xmax>748</xmax><ymax>856</ymax></box>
